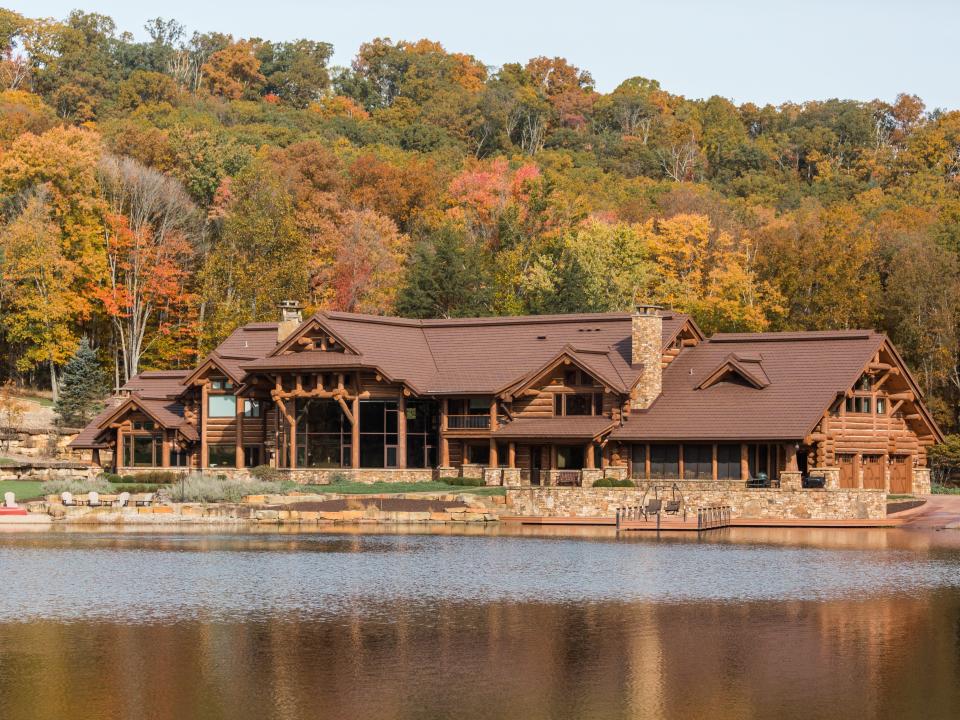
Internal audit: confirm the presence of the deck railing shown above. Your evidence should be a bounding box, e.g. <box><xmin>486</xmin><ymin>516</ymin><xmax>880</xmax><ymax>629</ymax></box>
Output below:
<box><xmin>696</xmin><ymin>505</ymin><xmax>731</xmax><ymax>530</ymax></box>
<box><xmin>446</xmin><ymin>415</ymin><xmax>490</xmax><ymax>430</ymax></box>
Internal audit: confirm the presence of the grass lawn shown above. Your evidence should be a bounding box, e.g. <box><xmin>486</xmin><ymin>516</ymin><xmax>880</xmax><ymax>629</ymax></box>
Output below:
<box><xmin>0</xmin><ymin>457</ymin><xmax>17</xmax><ymax>465</ymax></box>
<box><xmin>0</xmin><ymin>480</ymin><xmax>45</xmax><ymax>501</ymax></box>
<box><xmin>932</xmin><ymin>484</ymin><xmax>960</xmax><ymax>495</ymax></box>
<box><xmin>301</xmin><ymin>481</ymin><xmax>506</xmax><ymax>496</ymax></box>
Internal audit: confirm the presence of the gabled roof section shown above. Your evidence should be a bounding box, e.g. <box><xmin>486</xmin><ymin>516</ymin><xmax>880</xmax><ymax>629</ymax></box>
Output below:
<box><xmin>95</xmin><ymin>395</ymin><xmax>197</xmax><ymax>441</ymax></box>
<box><xmin>269</xmin><ymin>313</ymin><xmax>362</xmax><ymax>357</ymax></box>
<box><xmin>613</xmin><ymin>330</ymin><xmax>888</xmax><ymax>441</ymax></box>
<box><xmin>499</xmin><ymin>344</ymin><xmax>629</xmax><ymax>399</ymax></box>
<box><xmin>697</xmin><ymin>353</ymin><xmax>770</xmax><ymax>391</ymax></box>
<box><xmin>181</xmin><ymin>353</ymin><xmax>245</xmax><ymax>387</ymax></box>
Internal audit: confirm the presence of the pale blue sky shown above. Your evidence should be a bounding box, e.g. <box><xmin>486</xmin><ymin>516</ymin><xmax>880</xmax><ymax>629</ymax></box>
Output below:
<box><xmin>9</xmin><ymin>0</ymin><xmax>959</xmax><ymax>109</ymax></box>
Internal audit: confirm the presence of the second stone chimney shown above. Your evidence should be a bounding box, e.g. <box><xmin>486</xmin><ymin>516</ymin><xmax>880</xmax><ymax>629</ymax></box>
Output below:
<box><xmin>277</xmin><ymin>300</ymin><xmax>303</xmax><ymax>344</ymax></box>
<box><xmin>630</xmin><ymin>304</ymin><xmax>663</xmax><ymax>410</ymax></box>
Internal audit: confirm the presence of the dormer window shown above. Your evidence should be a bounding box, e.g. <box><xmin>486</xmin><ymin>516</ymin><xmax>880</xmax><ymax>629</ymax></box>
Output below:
<box><xmin>211</xmin><ymin>378</ymin><xmax>233</xmax><ymax>391</ymax></box>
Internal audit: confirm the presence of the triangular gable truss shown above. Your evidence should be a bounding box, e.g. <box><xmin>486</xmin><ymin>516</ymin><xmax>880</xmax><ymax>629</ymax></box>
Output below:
<box><xmin>270</xmin><ymin>314</ymin><xmax>361</xmax><ymax>357</ymax></box>
<box><xmin>96</xmin><ymin>395</ymin><xmax>193</xmax><ymax>440</ymax></box>
<box><xmin>499</xmin><ymin>345</ymin><xmax>624</xmax><ymax>400</ymax></box>
<box><xmin>181</xmin><ymin>353</ymin><xmax>244</xmax><ymax>388</ymax></box>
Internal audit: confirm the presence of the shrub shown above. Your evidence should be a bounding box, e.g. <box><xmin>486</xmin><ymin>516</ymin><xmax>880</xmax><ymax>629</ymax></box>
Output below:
<box><xmin>592</xmin><ymin>477</ymin><xmax>636</xmax><ymax>488</ymax></box>
<box><xmin>103</xmin><ymin>470</ymin><xmax>177</xmax><ymax>484</ymax></box>
<box><xmin>171</xmin><ymin>473</ymin><xmax>291</xmax><ymax>503</ymax></box>
<box><xmin>249</xmin><ymin>464</ymin><xmax>284</xmax><ymax>482</ymax></box>
<box><xmin>41</xmin><ymin>477</ymin><xmax>113</xmax><ymax>496</ymax></box>
<box><xmin>443</xmin><ymin>476</ymin><xmax>485</xmax><ymax>487</ymax></box>
<box><xmin>327</xmin><ymin>471</ymin><xmax>350</xmax><ymax>485</ymax></box>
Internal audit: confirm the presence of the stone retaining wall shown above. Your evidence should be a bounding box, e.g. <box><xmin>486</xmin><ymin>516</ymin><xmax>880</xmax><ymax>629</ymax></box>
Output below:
<box><xmin>506</xmin><ymin>485</ymin><xmax>887</xmax><ymax>520</ymax></box>
<box><xmin>0</xmin><ymin>462</ymin><xmax>100</xmax><ymax>482</ymax></box>
<box><xmin>1</xmin><ymin>427</ymin><xmax>84</xmax><ymax>460</ymax></box>
<box><xmin>117</xmin><ymin>467</ymin><xmax>437</xmax><ymax>484</ymax></box>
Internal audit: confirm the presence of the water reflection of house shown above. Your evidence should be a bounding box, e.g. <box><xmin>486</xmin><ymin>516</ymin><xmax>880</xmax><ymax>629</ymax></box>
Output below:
<box><xmin>72</xmin><ymin>302</ymin><xmax>941</xmax><ymax>492</ymax></box>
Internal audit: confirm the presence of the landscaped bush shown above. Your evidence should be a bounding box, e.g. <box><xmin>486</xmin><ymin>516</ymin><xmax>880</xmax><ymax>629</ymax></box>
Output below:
<box><xmin>249</xmin><ymin>465</ymin><xmax>285</xmax><ymax>482</ymax></box>
<box><xmin>592</xmin><ymin>477</ymin><xmax>637</xmax><ymax>488</ymax></box>
<box><xmin>40</xmin><ymin>477</ymin><xmax>113</xmax><ymax>496</ymax></box>
<box><xmin>171</xmin><ymin>473</ymin><xmax>292</xmax><ymax>502</ymax></box>
<box><xmin>102</xmin><ymin>470</ymin><xmax>178</xmax><ymax>484</ymax></box>
<box><xmin>443</xmin><ymin>476</ymin><xmax>485</xmax><ymax>487</ymax></box>
<box><xmin>327</xmin><ymin>471</ymin><xmax>350</xmax><ymax>485</ymax></box>
<box><xmin>932</xmin><ymin>483</ymin><xmax>960</xmax><ymax>495</ymax></box>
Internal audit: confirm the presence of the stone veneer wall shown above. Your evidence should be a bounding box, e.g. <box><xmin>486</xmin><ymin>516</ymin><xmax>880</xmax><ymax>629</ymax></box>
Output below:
<box><xmin>912</xmin><ymin>467</ymin><xmax>931</xmax><ymax>494</ymax></box>
<box><xmin>506</xmin><ymin>484</ymin><xmax>887</xmax><ymax>521</ymax></box>
<box><xmin>119</xmin><ymin>466</ymin><xmax>437</xmax><ymax>485</ymax></box>
<box><xmin>630</xmin><ymin>310</ymin><xmax>662</xmax><ymax>410</ymax></box>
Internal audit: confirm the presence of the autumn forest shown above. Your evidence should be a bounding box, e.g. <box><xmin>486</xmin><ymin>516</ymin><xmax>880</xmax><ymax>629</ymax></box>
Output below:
<box><xmin>2</xmin><ymin>9</ymin><xmax>960</xmax><ymax>429</ymax></box>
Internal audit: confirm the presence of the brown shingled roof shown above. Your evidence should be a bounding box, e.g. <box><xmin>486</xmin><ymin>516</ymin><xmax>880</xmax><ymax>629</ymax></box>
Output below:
<box><xmin>243</xmin><ymin>310</ymin><xmax>695</xmax><ymax>396</ymax></box>
<box><xmin>493</xmin><ymin>416</ymin><xmax>615</xmax><ymax>440</ymax></box>
<box><xmin>612</xmin><ymin>330</ymin><xmax>887</xmax><ymax>442</ymax></box>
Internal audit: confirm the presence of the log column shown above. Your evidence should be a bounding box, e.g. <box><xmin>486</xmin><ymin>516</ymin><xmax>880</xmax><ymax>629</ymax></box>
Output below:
<box><xmin>488</xmin><ymin>399</ymin><xmax>499</xmax><ymax>468</ymax></box>
<box><xmin>740</xmin><ymin>443</ymin><xmax>749</xmax><ymax>481</ymax></box>
<box><xmin>508</xmin><ymin>442</ymin><xmax>516</xmax><ymax>469</ymax></box>
<box><xmin>440</xmin><ymin>398</ymin><xmax>450</xmax><ymax>467</ymax></box>
<box><xmin>351</xmin><ymin>393</ymin><xmax>360</xmax><ymax>469</ymax></box>
<box><xmin>235</xmin><ymin>396</ymin><xmax>245</xmax><ymax>469</ymax></box>
<box><xmin>288</xmin><ymin>399</ymin><xmax>297</xmax><ymax>469</ymax></box>
<box><xmin>398</xmin><ymin>393</ymin><xmax>407</xmax><ymax>468</ymax></box>
<box><xmin>711</xmin><ymin>443</ymin><xmax>718</xmax><ymax>481</ymax></box>
<box><xmin>585</xmin><ymin>443</ymin><xmax>595</xmax><ymax>470</ymax></box>
<box><xmin>161</xmin><ymin>431</ymin><xmax>170</xmax><ymax>468</ymax></box>
<box><xmin>200</xmin><ymin>381</ymin><xmax>209</xmax><ymax>470</ymax></box>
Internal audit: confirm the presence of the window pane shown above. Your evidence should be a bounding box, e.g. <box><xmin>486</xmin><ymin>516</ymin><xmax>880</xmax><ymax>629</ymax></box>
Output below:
<box><xmin>565</xmin><ymin>394</ymin><xmax>593</xmax><ymax>416</ymax></box>
<box><xmin>243</xmin><ymin>446</ymin><xmax>261</xmax><ymax>467</ymax></box>
<box><xmin>650</xmin><ymin>445</ymin><xmax>679</xmax><ymax>479</ymax></box>
<box><xmin>407</xmin><ymin>435</ymin><xmax>426</xmax><ymax>468</ymax></box>
<box><xmin>359</xmin><ymin>435</ymin><xmax>385</xmax><ymax>468</ymax></box>
<box><xmin>631</xmin><ymin>445</ymin><xmax>647</xmax><ymax>478</ymax></box>
<box><xmin>684</xmin><ymin>444</ymin><xmax>712</xmax><ymax>480</ymax></box>
<box><xmin>243</xmin><ymin>400</ymin><xmax>261</xmax><ymax>418</ymax></box>
<box><xmin>208</xmin><ymin>394</ymin><xmax>236</xmax><ymax>417</ymax></box>
<box><xmin>208</xmin><ymin>445</ymin><xmax>236</xmax><ymax>468</ymax></box>
<box><xmin>132</xmin><ymin>436</ymin><xmax>155</xmax><ymax>466</ymax></box>
<box><xmin>554</xmin><ymin>394</ymin><xmax>562</xmax><ymax>415</ymax></box>
<box><xmin>717</xmin><ymin>444</ymin><xmax>740</xmax><ymax>480</ymax></box>
<box><xmin>557</xmin><ymin>446</ymin><xmax>584</xmax><ymax>469</ymax></box>
<box><xmin>298</xmin><ymin>399</ymin><xmax>342</xmax><ymax>433</ymax></box>
<box><xmin>359</xmin><ymin>401</ymin><xmax>385</xmax><ymax>433</ymax></box>
<box><xmin>466</xmin><ymin>444</ymin><xmax>489</xmax><ymax>465</ymax></box>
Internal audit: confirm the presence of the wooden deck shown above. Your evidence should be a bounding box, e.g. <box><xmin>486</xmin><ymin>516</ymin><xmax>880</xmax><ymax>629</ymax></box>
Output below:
<box><xmin>500</xmin><ymin>510</ymin><xmax>916</xmax><ymax>530</ymax></box>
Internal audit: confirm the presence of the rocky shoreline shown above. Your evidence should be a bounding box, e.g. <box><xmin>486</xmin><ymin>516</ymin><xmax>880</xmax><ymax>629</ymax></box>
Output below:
<box><xmin>11</xmin><ymin>492</ymin><xmax>503</xmax><ymax>526</ymax></box>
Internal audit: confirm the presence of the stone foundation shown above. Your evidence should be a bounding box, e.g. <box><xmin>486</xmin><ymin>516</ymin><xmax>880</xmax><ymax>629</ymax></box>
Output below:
<box><xmin>506</xmin><ymin>485</ymin><xmax>887</xmax><ymax>521</ymax></box>
<box><xmin>115</xmin><ymin>467</ymin><xmax>438</xmax><ymax>485</ymax></box>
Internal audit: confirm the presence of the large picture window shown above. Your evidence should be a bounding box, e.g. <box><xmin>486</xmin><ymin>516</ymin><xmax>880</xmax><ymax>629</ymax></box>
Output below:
<box><xmin>717</xmin><ymin>444</ymin><xmax>741</xmax><ymax>480</ymax></box>
<box><xmin>207</xmin><ymin>445</ymin><xmax>236</xmax><ymax>468</ymax></box>
<box><xmin>405</xmin><ymin>400</ymin><xmax>438</xmax><ymax>468</ymax></box>
<box><xmin>124</xmin><ymin>434</ymin><xmax>160</xmax><ymax>467</ymax></box>
<box><xmin>296</xmin><ymin>399</ymin><xmax>349</xmax><ymax>468</ymax></box>
<box><xmin>650</xmin><ymin>445</ymin><xmax>679</xmax><ymax>479</ymax></box>
<box><xmin>683</xmin><ymin>444</ymin><xmax>712</xmax><ymax>480</ymax></box>
<box><xmin>208</xmin><ymin>394</ymin><xmax>236</xmax><ymax>418</ymax></box>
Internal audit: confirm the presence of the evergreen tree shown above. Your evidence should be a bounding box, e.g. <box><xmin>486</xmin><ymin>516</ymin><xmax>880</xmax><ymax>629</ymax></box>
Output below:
<box><xmin>54</xmin><ymin>338</ymin><xmax>107</xmax><ymax>427</ymax></box>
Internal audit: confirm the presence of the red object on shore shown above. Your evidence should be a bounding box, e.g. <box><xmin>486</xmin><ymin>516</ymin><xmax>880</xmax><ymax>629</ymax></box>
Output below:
<box><xmin>0</xmin><ymin>507</ymin><xmax>28</xmax><ymax>516</ymax></box>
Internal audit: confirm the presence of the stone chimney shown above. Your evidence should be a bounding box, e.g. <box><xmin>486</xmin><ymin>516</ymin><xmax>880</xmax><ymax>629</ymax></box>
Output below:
<box><xmin>277</xmin><ymin>300</ymin><xmax>303</xmax><ymax>344</ymax></box>
<box><xmin>630</xmin><ymin>304</ymin><xmax>663</xmax><ymax>410</ymax></box>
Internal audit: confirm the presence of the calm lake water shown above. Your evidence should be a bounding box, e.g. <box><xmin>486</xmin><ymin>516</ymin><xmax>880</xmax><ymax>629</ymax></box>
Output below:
<box><xmin>1</xmin><ymin>525</ymin><xmax>959</xmax><ymax>720</ymax></box>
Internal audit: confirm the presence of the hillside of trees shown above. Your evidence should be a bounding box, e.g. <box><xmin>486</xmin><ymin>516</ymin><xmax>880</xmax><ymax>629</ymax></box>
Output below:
<box><xmin>1</xmin><ymin>9</ymin><xmax>960</xmax><ymax>429</ymax></box>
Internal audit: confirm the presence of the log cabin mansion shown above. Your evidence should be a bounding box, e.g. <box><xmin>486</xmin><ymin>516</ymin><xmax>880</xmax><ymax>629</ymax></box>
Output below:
<box><xmin>72</xmin><ymin>301</ymin><xmax>941</xmax><ymax>495</ymax></box>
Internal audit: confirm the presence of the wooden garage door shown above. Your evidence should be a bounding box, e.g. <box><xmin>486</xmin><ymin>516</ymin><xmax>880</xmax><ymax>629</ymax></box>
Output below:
<box><xmin>889</xmin><ymin>455</ymin><xmax>912</xmax><ymax>494</ymax></box>
<box><xmin>837</xmin><ymin>454</ymin><xmax>857</xmax><ymax>488</ymax></box>
<box><xmin>862</xmin><ymin>454</ymin><xmax>885</xmax><ymax>490</ymax></box>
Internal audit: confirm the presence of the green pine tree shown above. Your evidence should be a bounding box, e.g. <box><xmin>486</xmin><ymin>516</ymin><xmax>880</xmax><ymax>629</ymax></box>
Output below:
<box><xmin>54</xmin><ymin>337</ymin><xmax>107</xmax><ymax>427</ymax></box>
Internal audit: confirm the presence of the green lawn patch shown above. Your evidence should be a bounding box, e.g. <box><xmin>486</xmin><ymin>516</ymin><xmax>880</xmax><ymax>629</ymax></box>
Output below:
<box><xmin>0</xmin><ymin>457</ymin><xmax>17</xmax><ymax>466</ymax></box>
<box><xmin>887</xmin><ymin>494</ymin><xmax>915</xmax><ymax>500</ymax></box>
<box><xmin>301</xmin><ymin>481</ymin><xmax>506</xmax><ymax>496</ymax></box>
<box><xmin>932</xmin><ymin>484</ymin><xmax>960</xmax><ymax>495</ymax></box>
<box><xmin>0</xmin><ymin>480</ymin><xmax>45</xmax><ymax>501</ymax></box>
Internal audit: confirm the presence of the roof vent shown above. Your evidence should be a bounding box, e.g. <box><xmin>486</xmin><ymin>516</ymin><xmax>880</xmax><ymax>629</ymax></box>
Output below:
<box><xmin>537</xmin><ymin>335</ymin><xmax>547</xmax><ymax>340</ymax></box>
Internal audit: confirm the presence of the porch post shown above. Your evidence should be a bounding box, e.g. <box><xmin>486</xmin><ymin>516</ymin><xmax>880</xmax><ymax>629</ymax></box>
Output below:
<box><xmin>200</xmin><ymin>381</ymin><xmax>208</xmax><ymax>470</ymax></box>
<box><xmin>508</xmin><ymin>442</ymin><xmax>516</xmax><ymax>468</ymax></box>
<box><xmin>740</xmin><ymin>443</ymin><xmax>749</xmax><ymax>481</ymax></box>
<box><xmin>488</xmin><ymin>398</ymin><xmax>499</xmax><ymax>468</ymax></box>
<box><xmin>585</xmin><ymin>442</ymin><xmax>595</xmax><ymax>469</ymax></box>
<box><xmin>235</xmin><ymin>396</ymin><xmax>245</xmax><ymax>469</ymax></box>
<box><xmin>645</xmin><ymin>443</ymin><xmax>651</xmax><ymax>480</ymax></box>
<box><xmin>351</xmin><ymin>393</ymin><xmax>360</xmax><ymax>469</ymax></box>
<box><xmin>288</xmin><ymin>399</ymin><xmax>297</xmax><ymax>469</ymax></box>
<box><xmin>161</xmin><ymin>430</ymin><xmax>170</xmax><ymax>468</ymax></box>
<box><xmin>440</xmin><ymin>398</ymin><xmax>450</xmax><ymax>466</ymax></box>
<box><xmin>550</xmin><ymin>445</ymin><xmax>558</xmax><ymax>470</ymax></box>
<box><xmin>677</xmin><ymin>443</ymin><xmax>684</xmax><ymax>479</ymax></box>
<box><xmin>116</xmin><ymin>428</ymin><xmax>124</xmax><ymax>470</ymax></box>
<box><xmin>784</xmin><ymin>443</ymin><xmax>799</xmax><ymax>471</ymax></box>
<box><xmin>711</xmin><ymin>443</ymin><xmax>718</xmax><ymax>480</ymax></box>
<box><xmin>398</xmin><ymin>393</ymin><xmax>407</xmax><ymax>468</ymax></box>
